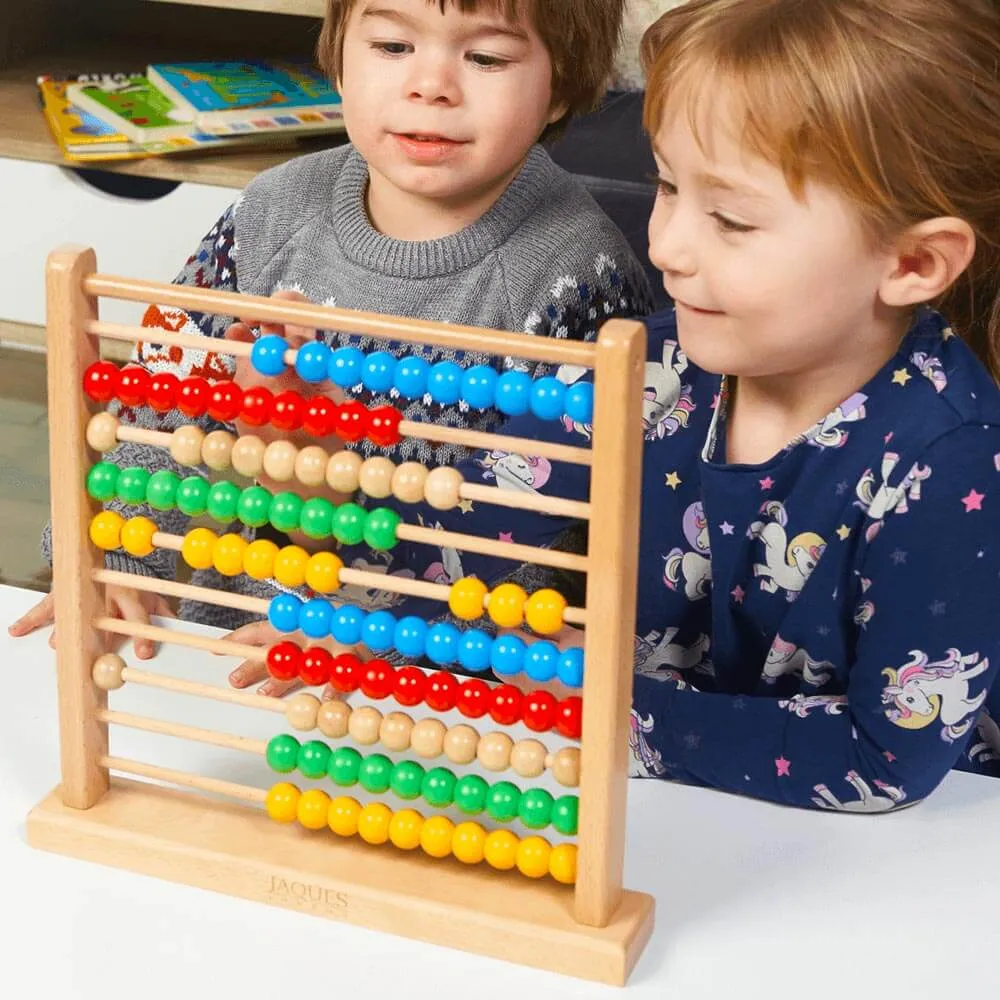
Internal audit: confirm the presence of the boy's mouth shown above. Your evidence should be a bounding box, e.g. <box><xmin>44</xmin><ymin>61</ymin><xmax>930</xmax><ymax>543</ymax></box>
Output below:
<box><xmin>394</xmin><ymin>132</ymin><xmax>465</xmax><ymax>144</ymax></box>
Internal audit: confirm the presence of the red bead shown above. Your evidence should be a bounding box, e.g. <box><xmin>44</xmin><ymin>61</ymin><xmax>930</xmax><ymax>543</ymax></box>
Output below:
<box><xmin>334</xmin><ymin>400</ymin><xmax>370</xmax><ymax>442</ymax></box>
<box><xmin>239</xmin><ymin>385</ymin><xmax>273</xmax><ymax>426</ymax></box>
<box><xmin>556</xmin><ymin>696</ymin><xmax>582</xmax><ymax>739</ymax></box>
<box><xmin>302</xmin><ymin>396</ymin><xmax>337</xmax><ymax>438</ymax></box>
<box><xmin>299</xmin><ymin>647</ymin><xmax>333</xmax><ymax>686</ymax></box>
<box><xmin>329</xmin><ymin>652</ymin><xmax>362</xmax><ymax>692</ymax></box>
<box><xmin>270</xmin><ymin>390</ymin><xmax>305</xmax><ymax>432</ymax></box>
<box><xmin>266</xmin><ymin>641</ymin><xmax>301</xmax><ymax>682</ymax></box>
<box><xmin>425</xmin><ymin>671</ymin><xmax>459</xmax><ymax>712</ymax></box>
<box><xmin>206</xmin><ymin>381</ymin><xmax>244</xmax><ymax>423</ymax></box>
<box><xmin>522</xmin><ymin>690</ymin><xmax>557</xmax><ymax>733</ymax></box>
<box><xmin>360</xmin><ymin>659</ymin><xmax>395</xmax><ymax>700</ymax></box>
<box><xmin>489</xmin><ymin>685</ymin><xmax>524</xmax><ymax>726</ymax></box>
<box><xmin>82</xmin><ymin>361</ymin><xmax>119</xmax><ymax>403</ymax></box>
<box><xmin>177</xmin><ymin>376</ymin><xmax>210</xmax><ymax>417</ymax></box>
<box><xmin>456</xmin><ymin>678</ymin><xmax>490</xmax><ymax>718</ymax></box>
<box><xmin>368</xmin><ymin>406</ymin><xmax>402</xmax><ymax>447</ymax></box>
<box><xmin>147</xmin><ymin>372</ymin><xmax>180</xmax><ymax>412</ymax></box>
<box><xmin>116</xmin><ymin>366</ymin><xmax>150</xmax><ymax>408</ymax></box>
<box><xmin>393</xmin><ymin>665</ymin><xmax>427</xmax><ymax>706</ymax></box>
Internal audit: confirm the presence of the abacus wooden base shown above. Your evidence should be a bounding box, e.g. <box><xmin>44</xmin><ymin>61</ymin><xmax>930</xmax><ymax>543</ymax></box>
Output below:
<box><xmin>26</xmin><ymin>778</ymin><xmax>655</xmax><ymax>986</ymax></box>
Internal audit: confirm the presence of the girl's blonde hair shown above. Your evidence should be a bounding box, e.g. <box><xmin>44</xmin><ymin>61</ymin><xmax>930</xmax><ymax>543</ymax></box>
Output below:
<box><xmin>640</xmin><ymin>0</ymin><xmax>1000</xmax><ymax>382</ymax></box>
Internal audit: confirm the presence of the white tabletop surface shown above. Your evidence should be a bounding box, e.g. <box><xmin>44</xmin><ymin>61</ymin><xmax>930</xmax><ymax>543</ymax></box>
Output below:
<box><xmin>1</xmin><ymin>582</ymin><xmax>997</xmax><ymax>999</ymax></box>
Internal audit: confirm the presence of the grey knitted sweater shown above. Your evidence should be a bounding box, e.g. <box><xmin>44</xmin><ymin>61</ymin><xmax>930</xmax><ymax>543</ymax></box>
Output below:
<box><xmin>44</xmin><ymin>142</ymin><xmax>653</xmax><ymax>632</ymax></box>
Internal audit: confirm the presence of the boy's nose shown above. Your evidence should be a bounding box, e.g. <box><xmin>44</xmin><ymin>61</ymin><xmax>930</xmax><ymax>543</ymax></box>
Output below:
<box><xmin>406</xmin><ymin>56</ymin><xmax>461</xmax><ymax>106</ymax></box>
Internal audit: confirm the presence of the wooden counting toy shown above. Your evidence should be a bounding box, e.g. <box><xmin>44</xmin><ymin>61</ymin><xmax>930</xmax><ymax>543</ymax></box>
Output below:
<box><xmin>26</xmin><ymin>245</ymin><xmax>653</xmax><ymax>986</ymax></box>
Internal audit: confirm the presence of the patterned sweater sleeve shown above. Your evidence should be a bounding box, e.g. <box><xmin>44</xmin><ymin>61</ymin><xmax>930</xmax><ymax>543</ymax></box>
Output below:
<box><xmin>40</xmin><ymin>205</ymin><xmax>240</xmax><ymax>581</ymax></box>
<box><xmin>630</xmin><ymin>424</ymin><xmax>1000</xmax><ymax>812</ymax></box>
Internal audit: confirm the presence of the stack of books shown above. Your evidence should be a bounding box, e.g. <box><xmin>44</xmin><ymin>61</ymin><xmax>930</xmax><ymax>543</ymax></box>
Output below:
<box><xmin>38</xmin><ymin>59</ymin><xmax>347</xmax><ymax>163</ymax></box>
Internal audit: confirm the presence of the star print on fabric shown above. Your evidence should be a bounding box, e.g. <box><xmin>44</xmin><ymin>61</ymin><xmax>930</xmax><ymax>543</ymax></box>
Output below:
<box><xmin>683</xmin><ymin>733</ymin><xmax>701</xmax><ymax>749</ymax></box>
<box><xmin>929</xmin><ymin>600</ymin><xmax>947</xmax><ymax>615</ymax></box>
<box><xmin>890</xmin><ymin>549</ymin><xmax>907</xmax><ymax>565</ymax></box>
<box><xmin>665</xmin><ymin>471</ymin><xmax>682</xmax><ymax>490</ymax></box>
<box><xmin>836</xmin><ymin>525</ymin><xmax>851</xmax><ymax>540</ymax></box>
<box><xmin>457</xmin><ymin>500</ymin><xmax>475</xmax><ymax>514</ymax></box>
<box><xmin>733</xmin><ymin>697</ymin><xmax>746</xmax><ymax>710</ymax></box>
<box><xmin>719</xmin><ymin>521</ymin><xmax>735</xmax><ymax>535</ymax></box>
<box><xmin>891</xmin><ymin>368</ymin><xmax>912</xmax><ymax>385</ymax></box>
<box><xmin>498</xmin><ymin>532</ymin><xmax>513</xmax><ymax>543</ymax></box>
<box><xmin>731</xmin><ymin>585</ymin><xmax>746</xmax><ymax>604</ymax></box>
<box><xmin>835</xmin><ymin>480</ymin><xmax>849</xmax><ymax>496</ymax></box>
<box><xmin>961</xmin><ymin>489</ymin><xmax>985</xmax><ymax>512</ymax></box>
<box><xmin>759</xmin><ymin>476</ymin><xmax>774</xmax><ymax>490</ymax></box>
<box><xmin>817</xmin><ymin>624</ymin><xmax>831</xmax><ymax>636</ymax></box>
<box><xmin>775</xmin><ymin>757</ymin><xmax>791</xmax><ymax>777</ymax></box>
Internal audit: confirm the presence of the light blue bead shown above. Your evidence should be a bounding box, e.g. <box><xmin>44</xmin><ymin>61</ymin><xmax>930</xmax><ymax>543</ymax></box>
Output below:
<box><xmin>362</xmin><ymin>351</ymin><xmax>397</xmax><ymax>394</ymax></box>
<box><xmin>394</xmin><ymin>356</ymin><xmax>430</xmax><ymax>398</ymax></box>
<box><xmin>524</xmin><ymin>640</ymin><xmax>559</xmax><ymax>682</ymax></box>
<box><xmin>294</xmin><ymin>341</ymin><xmax>331</xmax><ymax>383</ymax></box>
<box><xmin>363</xmin><ymin>610</ymin><xmax>397</xmax><ymax>652</ymax></box>
<box><xmin>331</xmin><ymin>604</ymin><xmax>366</xmax><ymax>645</ymax></box>
<box><xmin>267</xmin><ymin>594</ymin><xmax>302</xmax><ymax>633</ymax></box>
<box><xmin>328</xmin><ymin>346</ymin><xmax>365</xmax><ymax>388</ymax></box>
<box><xmin>490</xmin><ymin>634</ymin><xmax>526</xmax><ymax>676</ymax></box>
<box><xmin>529</xmin><ymin>376</ymin><xmax>566</xmax><ymax>420</ymax></box>
<box><xmin>298</xmin><ymin>598</ymin><xmax>333</xmax><ymax>639</ymax></box>
<box><xmin>425</xmin><ymin>622</ymin><xmax>460</xmax><ymax>665</ymax></box>
<box><xmin>394</xmin><ymin>616</ymin><xmax>428</xmax><ymax>659</ymax></box>
<box><xmin>460</xmin><ymin>365</ymin><xmax>498</xmax><ymax>410</ymax></box>
<box><xmin>427</xmin><ymin>361</ymin><xmax>463</xmax><ymax>404</ymax></box>
<box><xmin>557</xmin><ymin>647</ymin><xmax>584</xmax><ymax>688</ymax></box>
<box><xmin>251</xmin><ymin>335</ymin><xmax>288</xmax><ymax>377</ymax></box>
<box><xmin>564</xmin><ymin>381</ymin><xmax>594</xmax><ymax>424</ymax></box>
<box><xmin>457</xmin><ymin>629</ymin><xmax>492</xmax><ymax>672</ymax></box>
<box><xmin>495</xmin><ymin>371</ymin><xmax>531</xmax><ymax>415</ymax></box>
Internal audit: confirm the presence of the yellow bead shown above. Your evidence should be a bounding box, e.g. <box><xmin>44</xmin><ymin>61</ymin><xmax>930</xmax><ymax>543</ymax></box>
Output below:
<box><xmin>448</xmin><ymin>576</ymin><xmax>488</xmax><ymax>621</ymax></box>
<box><xmin>328</xmin><ymin>796</ymin><xmax>361</xmax><ymax>837</ymax></box>
<box><xmin>305</xmin><ymin>551</ymin><xmax>343</xmax><ymax>593</ymax></box>
<box><xmin>297</xmin><ymin>788</ymin><xmax>331</xmax><ymax>830</ymax></box>
<box><xmin>181</xmin><ymin>527</ymin><xmax>217</xmax><ymax>570</ymax></box>
<box><xmin>419</xmin><ymin>815</ymin><xmax>455</xmax><ymax>859</ymax></box>
<box><xmin>212</xmin><ymin>532</ymin><xmax>248</xmax><ymax>577</ymax></box>
<box><xmin>549</xmin><ymin>843</ymin><xmax>577</xmax><ymax>884</ymax></box>
<box><xmin>451</xmin><ymin>822</ymin><xmax>487</xmax><ymax>865</ymax></box>
<box><xmin>357</xmin><ymin>802</ymin><xmax>393</xmax><ymax>845</ymax></box>
<box><xmin>388</xmin><ymin>808</ymin><xmax>424</xmax><ymax>851</ymax></box>
<box><xmin>273</xmin><ymin>545</ymin><xmax>310</xmax><ymax>588</ymax></box>
<box><xmin>89</xmin><ymin>511</ymin><xmax>124</xmax><ymax>550</ymax></box>
<box><xmin>516</xmin><ymin>836</ymin><xmax>552</xmax><ymax>879</ymax></box>
<box><xmin>120</xmin><ymin>516</ymin><xmax>157</xmax><ymax>558</ymax></box>
<box><xmin>487</xmin><ymin>582</ymin><xmax>527</xmax><ymax>628</ymax></box>
<box><xmin>243</xmin><ymin>538</ymin><xmax>278</xmax><ymax>580</ymax></box>
<box><xmin>483</xmin><ymin>829</ymin><xmax>519</xmax><ymax>871</ymax></box>
<box><xmin>265</xmin><ymin>782</ymin><xmax>300</xmax><ymax>823</ymax></box>
<box><xmin>524</xmin><ymin>588</ymin><xmax>567</xmax><ymax>636</ymax></box>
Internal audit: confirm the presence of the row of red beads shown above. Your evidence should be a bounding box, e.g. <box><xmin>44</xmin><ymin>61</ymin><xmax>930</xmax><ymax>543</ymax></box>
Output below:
<box><xmin>82</xmin><ymin>361</ymin><xmax>402</xmax><ymax>447</ymax></box>
<box><xmin>266</xmin><ymin>642</ymin><xmax>582</xmax><ymax>739</ymax></box>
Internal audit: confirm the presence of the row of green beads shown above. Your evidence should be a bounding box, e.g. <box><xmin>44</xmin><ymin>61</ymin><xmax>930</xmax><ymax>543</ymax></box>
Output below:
<box><xmin>85</xmin><ymin>461</ymin><xmax>402</xmax><ymax>551</ymax></box>
<box><xmin>265</xmin><ymin>734</ymin><xmax>579</xmax><ymax>835</ymax></box>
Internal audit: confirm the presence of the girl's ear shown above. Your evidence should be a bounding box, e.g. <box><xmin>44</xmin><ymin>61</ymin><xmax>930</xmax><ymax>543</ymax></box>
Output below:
<box><xmin>879</xmin><ymin>218</ymin><xmax>976</xmax><ymax>308</ymax></box>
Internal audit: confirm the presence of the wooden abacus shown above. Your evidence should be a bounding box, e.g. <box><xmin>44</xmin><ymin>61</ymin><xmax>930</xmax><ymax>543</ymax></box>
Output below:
<box><xmin>26</xmin><ymin>245</ymin><xmax>653</xmax><ymax>986</ymax></box>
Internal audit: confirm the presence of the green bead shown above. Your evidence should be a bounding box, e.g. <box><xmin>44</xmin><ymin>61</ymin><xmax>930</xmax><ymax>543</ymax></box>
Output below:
<box><xmin>421</xmin><ymin>767</ymin><xmax>457</xmax><ymax>808</ymax></box>
<box><xmin>551</xmin><ymin>795</ymin><xmax>579</xmax><ymax>836</ymax></box>
<box><xmin>116</xmin><ymin>466</ymin><xmax>150</xmax><ymax>504</ymax></box>
<box><xmin>297</xmin><ymin>739</ymin><xmax>332</xmax><ymax>780</ymax></box>
<box><xmin>265</xmin><ymin>733</ymin><xmax>300</xmax><ymax>773</ymax></box>
<box><xmin>175</xmin><ymin>476</ymin><xmax>209</xmax><ymax>516</ymax></box>
<box><xmin>389</xmin><ymin>760</ymin><xmax>425</xmax><ymax>800</ymax></box>
<box><xmin>86</xmin><ymin>462</ymin><xmax>120</xmax><ymax>502</ymax></box>
<box><xmin>517</xmin><ymin>788</ymin><xmax>554</xmax><ymax>829</ymax></box>
<box><xmin>331</xmin><ymin>502</ymin><xmax>367</xmax><ymax>545</ymax></box>
<box><xmin>453</xmin><ymin>774</ymin><xmax>489</xmax><ymax>815</ymax></box>
<box><xmin>269</xmin><ymin>492</ymin><xmax>303</xmax><ymax>533</ymax></box>
<box><xmin>236</xmin><ymin>485</ymin><xmax>273</xmax><ymax>528</ymax></box>
<box><xmin>146</xmin><ymin>470</ymin><xmax>180</xmax><ymax>511</ymax></box>
<box><xmin>328</xmin><ymin>746</ymin><xmax>362</xmax><ymax>786</ymax></box>
<box><xmin>363</xmin><ymin>507</ymin><xmax>401</xmax><ymax>551</ymax></box>
<box><xmin>206</xmin><ymin>480</ymin><xmax>241</xmax><ymax>522</ymax></box>
<box><xmin>485</xmin><ymin>781</ymin><xmax>521</xmax><ymax>822</ymax></box>
<box><xmin>358</xmin><ymin>753</ymin><xmax>393</xmax><ymax>794</ymax></box>
<box><xmin>299</xmin><ymin>497</ymin><xmax>335</xmax><ymax>539</ymax></box>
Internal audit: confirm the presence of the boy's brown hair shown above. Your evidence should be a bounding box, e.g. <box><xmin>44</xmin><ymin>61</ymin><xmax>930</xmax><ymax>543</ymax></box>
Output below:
<box><xmin>317</xmin><ymin>0</ymin><xmax>626</xmax><ymax>134</ymax></box>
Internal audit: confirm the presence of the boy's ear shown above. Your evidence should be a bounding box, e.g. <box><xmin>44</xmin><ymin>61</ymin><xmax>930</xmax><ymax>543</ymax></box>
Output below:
<box><xmin>879</xmin><ymin>217</ymin><xmax>976</xmax><ymax>308</ymax></box>
<box><xmin>546</xmin><ymin>99</ymin><xmax>569</xmax><ymax>126</ymax></box>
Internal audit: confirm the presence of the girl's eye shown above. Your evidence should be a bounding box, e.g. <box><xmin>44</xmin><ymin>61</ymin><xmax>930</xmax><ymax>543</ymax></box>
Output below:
<box><xmin>711</xmin><ymin>212</ymin><xmax>756</xmax><ymax>234</ymax></box>
<box><xmin>371</xmin><ymin>41</ymin><xmax>411</xmax><ymax>56</ymax></box>
<box><xmin>649</xmin><ymin>175</ymin><xmax>677</xmax><ymax>197</ymax></box>
<box><xmin>467</xmin><ymin>53</ymin><xmax>510</xmax><ymax>68</ymax></box>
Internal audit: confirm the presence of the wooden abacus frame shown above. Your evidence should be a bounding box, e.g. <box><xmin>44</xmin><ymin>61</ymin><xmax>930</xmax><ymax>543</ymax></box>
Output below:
<box><xmin>26</xmin><ymin>245</ymin><xmax>653</xmax><ymax>986</ymax></box>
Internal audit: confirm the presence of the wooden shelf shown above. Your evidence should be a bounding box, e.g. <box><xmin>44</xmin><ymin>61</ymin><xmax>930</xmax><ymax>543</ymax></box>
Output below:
<box><xmin>144</xmin><ymin>0</ymin><xmax>324</xmax><ymax>15</ymax></box>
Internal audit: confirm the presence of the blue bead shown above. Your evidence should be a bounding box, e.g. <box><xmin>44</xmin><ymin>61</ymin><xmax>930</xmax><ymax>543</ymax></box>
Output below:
<box><xmin>490</xmin><ymin>634</ymin><xmax>526</xmax><ymax>676</ymax></box>
<box><xmin>394</xmin><ymin>356</ymin><xmax>430</xmax><ymax>398</ymax></box>
<box><xmin>268</xmin><ymin>594</ymin><xmax>302</xmax><ymax>633</ymax></box>
<box><xmin>557</xmin><ymin>647</ymin><xmax>584</xmax><ymax>688</ymax></box>
<box><xmin>328</xmin><ymin>347</ymin><xmax>365</xmax><ymax>388</ymax></box>
<box><xmin>524</xmin><ymin>640</ymin><xmax>559</xmax><ymax>682</ymax></box>
<box><xmin>394</xmin><ymin>616</ymin><xmax>428</xmax><ymax>658</ymax></box>
<box><xmin>331</xmin><ymin>604</ymin><xmax>366</xmax><ymax>645</ymax></box>
<box><xmin>363</xmin><ymin>610</ymin><xmax>397</xmax><ymax>652</ymax></box>
<box><xmin>425</xmin><ymin>622</ymin><xmax>460</xmax><ymax>665</ymax></box>
<box><xmin>251</xmin><ymin>335</ymin><xmax>288</xmax><ymax>377</ymax></box>
<box><xmin>362</xmin><ymin>351</ymin><xmax>397</xmax><ymax>394</ymax></box>
<box><xmin>427</xmin><ymin>361</ymin><xmax>463</xmax><ymax>404</ymax></box>
<box><xmin>457</xmin><ymin>629</ymin><xmax>493</xmax><ymax>672</ymax></box>
<box><xmin>298</xmin><ymin>598</ymin><xmax>333</xmax><ymax>639</ymax></box>
<box><xmin>460</xmin><ymin>365</ymin><xmax>498</xmax><ymax>410</ymax></box>
<box><xmin>294</xmin><ymin>341</ymin><xmax>331</xmax><ymax>383</ymax></box>
<box><xmin>564</xmin><ymin>381</ymin><xmax>594</xmax><ymax>424</ymax></box>
<box><xmin>495</xmin><ymin>371</ymin><xmax>531</xmax><ymax>415</ymax></box>
<box><xmin>529</xmin><ymin>376</ymin><xmax>566</xmax><ymax>420</ymax></box>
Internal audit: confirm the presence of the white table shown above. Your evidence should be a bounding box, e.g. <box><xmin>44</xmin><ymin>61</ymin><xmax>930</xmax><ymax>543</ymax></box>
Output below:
<box><xmin>1</xmin><ymin>582</ymin><xmax>996</xmax><ymax>998</ymax></box>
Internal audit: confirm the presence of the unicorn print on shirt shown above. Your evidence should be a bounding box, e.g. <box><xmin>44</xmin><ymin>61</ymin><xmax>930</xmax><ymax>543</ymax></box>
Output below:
<box><xmin>663</xmin><ymin>501</ymin><xmax>712</xmax><ymax>601</ymax></box>
<box><xmin>628</xmin><ymin>711</ymin><xmax>668</xmax><ymax>777</ymax></box>
<box><xmin>854</xmin><ymin>451</ymin><xmax>932</xmax><ymax>541</ymax></box>
<box><xmin>634</xmin><ymin>627</ymin><xmax>712</xmax><ymax>675</ymax></box>
<box><xmin>788</xmin><ymin>391</ymin><xmax>867</xmax><ymax>450</ymax></box>
<box><xmin>811</xmin><ymin>771</ymin><xmax>907</xmax><ymax>812</ymax></box>
<box><xmin>477</xmin><ymin>450</ymin><xmax>552</xmax><ymax>494</ymax></box>
<box><xmin>747</xmin><ymin>500</ymin><xmax>827</xmax><ymax>601</ymax></box>
<box><xmin>966</xmin><ymin>710</ymin><xmax>1000</xmax><ymax>768</ymax></box>
<box><xmin>909</xmin><ymin>351</ymin><xmax>948</xmax><ymax>392</ymax></box>
<box><xmin>643</xmin><ymin>339</ymin><xmax>696</xmax><ymax>440</ymax></box>
<box><xmin>764</xmin><ymin>636</ymin><xmax>835</xmax><ymax>687</ymax></box>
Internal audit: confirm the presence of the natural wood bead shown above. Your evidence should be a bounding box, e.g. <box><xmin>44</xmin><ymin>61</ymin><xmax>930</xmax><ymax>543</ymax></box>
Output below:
<box><xmin>201</xmin><ymin>430</ymin><xmax>235</xmax><ymax>471</ymax></box>
<box><xmin>262</xmin><ymin>440</ymin><xmax>298</xmax><ymax>482</ymax></box>
<box><xmin>348</xmin><ymin>705</ymin><xmax>383</xmax><ymax>745</ymax></box>
<box><xmin>230</xmin><ymin>435</ymin><xmax>266</xmax><ymax>478</ymax></box>
<box><xmin>550</xmin><ymin>747</ymin><xmax>581</xmax><ymax>788</ymax></box>
<box><xmin>358</xmin><ymin>457</ymin><xmax>396</xmax><ymax>499</ymax></box>
<box><xmin>86</xmin><ymin>413</ymin><xmax>119</xmax><ymax>453</ymax></box>
<box><xmin>170</xmin><ymin>425</ymin><xmax>206</xmax><ymax>467</ymax></box>
<box><xmin>410</xmin><ymin>718</ymin><xmax>447</xmax><ymax>758</ymax></box>
<box><xmin>391</xmin><ymin>462</ymin><xmax>428</xmax><ymax>504</ymax></box>
<box><xmin>285</xmin><ymin>693</ymin><xmax>321</xmax><ymax>732</ymax></box>
<box><xmin>424</xmin><ymin>467</ymin><xmax>464</xmax><ymax>511</ymax></box>
<box><xmin>509</xmin><ymin>739</ymin><xmax>547</xmax><ymax>778</ymax></box>
<box><xmin>295</xmin><ymin>445</ymin><xmax>329</xmax><ymax>488</ymax></box>
<box><xmin>442</xmin><ymin>724</ymin><xmax>479</xmax><ymax>765</ymax></box>
<box><xmin>379</xmin><ymin>711</ymin><xmax>414</xmax><ymax>752</ymax></box>
<box><xmin>317</xmin><ymin>699</ymin><xmax>350</xmax><ymax>739</ymax></box>
<box><xmin>326</xmin><ymin>450</ymin><xmax>362</xmax><ymax>494</ymax></box>
<box><xmin>92</xmin><ymin>653</ymin><xmax>126</xmax><ymax>691</ymax></box>
<box><xmin>477</xmin><ymin>731</ymin><xmax>514</xmax><ymax>771</ymax></box>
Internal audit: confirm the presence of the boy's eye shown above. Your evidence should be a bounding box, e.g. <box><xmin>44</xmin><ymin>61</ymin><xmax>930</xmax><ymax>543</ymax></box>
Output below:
<box><xmin>711</xmin><ymin>212</ymin><xmax>756</xmax><ymax>234</ymax></box>
<box><xmin>370</xmin><ymin>41</ymin><xmax>411</xmax><ymax>56</ymax></box>
<box><xmin>467</xmin><ymin>52</ymin><xmax>511</xmax><ymax>68</ymax></box>
<box><xmin>650</xmin><ymin>175</ymin><xmax>677</xmax><ymax>197</ymax></box>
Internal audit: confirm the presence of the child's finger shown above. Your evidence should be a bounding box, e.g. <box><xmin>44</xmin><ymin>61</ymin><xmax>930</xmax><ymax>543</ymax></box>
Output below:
<box><xmin>224</xmin><ymin>322</ymin><xmax>256</xmax><ymax>345</ymax></box>
<box><xmin>229</xmin><ymin>658</ymin><xmax>269</xmax><ymax>688</ymax></box>
<box><xmin>8</xmin><ymin>592</ymin><xmax>55</xmax><ymax>636</ymax></box>
<box><xmin>258</xmin><ymin>676</ymin><xmax>302</xmax><ymax>699</ymax></box>
<box><xmin>221</xmin><ymin>620</ymin><xmax>274</xmax><ymax>649</ymax></box>
<box><xmin>149</xmin><ymin>594</ymin><xmax>177</xmax><ymax>620</ymax></box>
<box><xmin>111</xmin><ymin>591</ymin><xmax>157</xmax><ymax>660</ymax></box>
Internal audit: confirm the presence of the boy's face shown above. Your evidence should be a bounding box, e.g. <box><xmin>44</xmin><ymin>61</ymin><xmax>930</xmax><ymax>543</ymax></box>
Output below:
<box><xmin>338</xmin><ymin>0</ymin><xmax>563</xmax><ymax>234</ymax></box>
